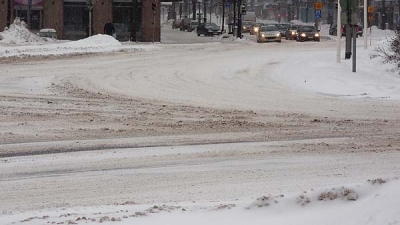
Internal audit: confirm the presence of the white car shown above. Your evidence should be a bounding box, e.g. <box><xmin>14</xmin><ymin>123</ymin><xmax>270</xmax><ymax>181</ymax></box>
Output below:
<box><xmin>257</xmin><ymin>25</ymin><xmax>281</xmax><ymax>43</ymax></box>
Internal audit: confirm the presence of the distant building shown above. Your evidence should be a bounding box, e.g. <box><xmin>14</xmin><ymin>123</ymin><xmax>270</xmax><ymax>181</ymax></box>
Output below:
<box><xmin>0</xmin><ymin>0</ymin><xmax>161</xmax><ymax>42</ymax></box>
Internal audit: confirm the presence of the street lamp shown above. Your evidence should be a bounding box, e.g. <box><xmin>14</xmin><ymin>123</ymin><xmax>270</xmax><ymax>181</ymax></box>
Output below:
<box><xmin>86</xmin><ymin>0</ymin><xmax>96</xmax><ymax>36</ymax></box>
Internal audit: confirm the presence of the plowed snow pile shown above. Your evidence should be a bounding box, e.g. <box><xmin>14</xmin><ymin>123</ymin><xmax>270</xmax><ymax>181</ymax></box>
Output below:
<box><xmin>0</xmin><ymin>18</ymin><xmax>46</xmax><ymax>45</ymax></box>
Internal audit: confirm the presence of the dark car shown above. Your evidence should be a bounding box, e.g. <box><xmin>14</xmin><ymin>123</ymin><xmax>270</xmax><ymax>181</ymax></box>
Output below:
<box><xmin>342</xmin><ymin>25</ymin><xmax>363</xmax><ymax>37</ymax></box>
<box><xmin>275</xmin><ymin>23</ymin><xmax>290</xmax><ymax>37</ymax></box>
<box><xmin>329</xmin><ymin>24</ymin><xmax>363</xmax><ymax>37</ymax></box>
<box><xmin>296</xmin><ymin>26</ymin><xmax>320</xmax><ymax>42</ymax></box>
<box><xmin>285</xmin><ymin>24</ymin><xmax>300</xmax><ymax>40</ymax></box>
<box><xmin>241</xmin><ymin>21</ymin><xmax>254</xmax><ymax>33</ymax></box>
<box><xmin>197</xmin><ymin>22</ymin><xmax>222</xmax><ymax>36</ymax></box>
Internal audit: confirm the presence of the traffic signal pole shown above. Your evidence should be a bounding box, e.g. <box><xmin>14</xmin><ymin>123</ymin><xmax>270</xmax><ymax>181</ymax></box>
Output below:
<box><xmin>237</xmin><ymin>0</ymin><xmax>242</xmax><ymax>38</ymax></box>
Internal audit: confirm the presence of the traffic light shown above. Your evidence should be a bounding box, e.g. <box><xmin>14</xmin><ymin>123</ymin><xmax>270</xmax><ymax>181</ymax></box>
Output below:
<box><xmin>152</xmin><ymin>3</ymin><xmax>157</xmax><ymax>11</ymax></box>
<box><xmin>241</xmin><ymin>4</ymin><xmax>246</xmax><ymax>15</ymax></box>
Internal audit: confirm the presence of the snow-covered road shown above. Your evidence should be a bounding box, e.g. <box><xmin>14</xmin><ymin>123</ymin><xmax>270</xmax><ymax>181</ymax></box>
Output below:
<box><xmin>1</xmin><ymin>25</ymin><xmax>400</xmax><ymax>225</ymax></box>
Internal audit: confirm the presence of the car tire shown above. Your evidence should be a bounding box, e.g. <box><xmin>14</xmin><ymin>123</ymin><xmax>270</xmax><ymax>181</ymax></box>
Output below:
<box><xmin>197</xmin><ymin>33</ymin><xmax>200</xmax><ymax>36</ymax></box>
<box><xmin>277</xmin><ymin>40</ymin><xmax>281</xmax><ymax>43</ymax></box>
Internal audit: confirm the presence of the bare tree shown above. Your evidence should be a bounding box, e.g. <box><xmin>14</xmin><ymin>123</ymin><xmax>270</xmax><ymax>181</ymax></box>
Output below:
<box><xmin>371</xmin><ymin>31</ymin><xmax>400</xmax><ymax>73</ymax></box>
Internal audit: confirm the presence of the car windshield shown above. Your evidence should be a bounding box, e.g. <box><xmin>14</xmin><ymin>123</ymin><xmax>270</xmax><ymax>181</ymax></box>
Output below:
<box><xmin>300</xmin><ymin>26</ymin><xmax>316</xmax><ymax>32</ymax></box>
<box><xmin>191</xmin><ymin>22</ymin><xmax>199</xmax><ymax>25</ymax></box>
<box><xmin>276</xmin><ymin>24</ymin><xmax>290</xmax><ymax>30</ymax></box>
<box><xmin>205</xmin><ymin>23</ymin><xmax>218</xmax><ymax>27</ymax></box>
<box><xmin>261</xmin><ymin>26</ymin><xmax>278</xmax><ymax>32</ymax></box>
<box><xmin>242</xmin><ymin>22</ymin><xmax>252</xmax><ymax>26</ymax></box>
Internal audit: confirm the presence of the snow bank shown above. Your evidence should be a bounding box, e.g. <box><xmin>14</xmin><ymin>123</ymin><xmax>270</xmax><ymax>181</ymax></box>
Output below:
<box><xmin>0</xmin><ymin>34</ymin><xmax>157</xmax><ymax>58</ymax></box>
<box><xmin>1</xmin><ymin>178</ymin><xmax>399</xmax><ymax>225</ymax></box>
<box><xmin>0</xmin><ymin>17</ymin><xmax>47</xmax><ymax>45</ymax></box>
<box><xmin>63</xmin><ymin>34</ymin><xmax>122</xmax><ymax>48</ymax></box>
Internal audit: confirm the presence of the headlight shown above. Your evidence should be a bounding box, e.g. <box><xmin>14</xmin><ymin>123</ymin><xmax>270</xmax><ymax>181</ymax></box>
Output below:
<box><xmin>243</xmin><ymin>26</ymin><xmax>246</xmax><ymax>29</ymax></box>
<box><xmin>261</xmin><ymin>33</ymin><xmax>265</xmax><ymax>37</ymax></box>
<box><xmin>276</xmin><ymin>33</ymin><xmax>281</xmax><ymax>37</ymax></box>
<box><xmin>301</xmin><ymin>33</ymin><xmax>306</xmax><ymax>37</ymax></box>
<box><xmin>315</xmin><ymin>33</ymin><xmax>320</xmax><ymax>37</ymax></box>
<box><xmin>291</xmin><ymin>31</ymin><xmax>295</xmax><ymax>35</ymax></box>
<box><xmin>254</xmin><ymin>27</ymin><xmax>259</xmax><ymax>32</ymax></box>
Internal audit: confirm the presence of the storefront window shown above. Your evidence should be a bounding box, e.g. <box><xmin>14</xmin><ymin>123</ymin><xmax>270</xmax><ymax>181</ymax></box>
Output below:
<box><xmin>63</xmin><ymin>1</ymin><xmax>88</xmax><ymax>32</ymax></box>
<box><xmin>113</xmin><ymin>0</ymin><xmax>134</xmax><ymax>32</ymax></box>
<box><xmin>13</xmin><ymin>0</ymin><xmax>43</xmax><ymax>30</ymax></box>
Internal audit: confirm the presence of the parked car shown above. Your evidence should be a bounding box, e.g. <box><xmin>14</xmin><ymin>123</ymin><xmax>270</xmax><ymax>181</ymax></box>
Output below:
<box><xmin>275</xmin><ymin>23</ymin><xmax>290</xmax><ymax>37</ymax></box>
<box><xmin>296</xmin><ymin>25</ymin><xmax>320</xmax><ymax>42</ymax></box>
<box><xmin>172</xmin><ymin>19</ymin><xmax>182</xmax><ymax>29</ymax></box>
<box><xmin>250</xmin><ymin>23</ymin><xmax>264</xmax><ymax>35</ymax></box>
<box><xmin>181</xmin><ymin>18</ymin><xmax>198</xmax><ymax>32</ymax></box>
<box><xmin>285</xmin><ymin>24</ymin><xmax>300</xmax><ymax>40</ymax></box>
<box><xmin>257</xmin><ymin>25</ymin><xmax>281</xmax><ymax>43</ymax></box>
<box><xmin>197</xmin><ymin>22</ymin><xmax>222</xmax><ymax>36</ymax></box>
<box><xmin>241</xmin><ymin>21</ymin><xmax>254</xmax><ymax>33</ymax></box>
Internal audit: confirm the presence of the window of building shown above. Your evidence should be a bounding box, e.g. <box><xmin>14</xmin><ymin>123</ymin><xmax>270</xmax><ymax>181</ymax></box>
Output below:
<box><xmin>113</xmin><ymin>0</ymin><xmax>134</xmax><ymax>32</ymax></box>
<box><xmin>13</xmin><ymin>0</ymin><xmax>43</xmax><ymax>30</ymax></box>
<box><xmin>63</xmin><ymin>0</ymin><xmax>88</xmax><ymax>32</ymax></box>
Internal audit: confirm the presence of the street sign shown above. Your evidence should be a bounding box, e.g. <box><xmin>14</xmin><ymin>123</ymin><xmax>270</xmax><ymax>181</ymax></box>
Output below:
<box><xmin>368</xmin><ymin>15</ymin><xmax>374</xmax><ymax>21</ymax></box>
<box><xmin>315</xmin><ymin>2</ymin><xmax>323</xmax><ymax>10</ymax></box>
<box><xmin>368</xmin><ymin>6</ymin><xmax>374</xmax><ymax>13</ymax></box>
<box><xmin>315</xmin><ymin>10</ymin><xmax>322</xmax><ymax>19</ymax></box>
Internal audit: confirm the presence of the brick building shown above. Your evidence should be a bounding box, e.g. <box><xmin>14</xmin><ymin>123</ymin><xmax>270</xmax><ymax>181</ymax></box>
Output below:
<box><xmin>0</xmin><ymin>0</ymin><xmax>160</xmax><ymax>42</ymax></box>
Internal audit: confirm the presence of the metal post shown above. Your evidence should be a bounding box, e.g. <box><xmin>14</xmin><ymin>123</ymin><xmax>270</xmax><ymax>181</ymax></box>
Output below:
<box><xmin>345</xmin><ymin>0</ymin><xmax>352</xmax><ymax>60</ymax></box>
<box><xmin>352</xmin><ymin>26</ymin><xmax>356</xmax><ymax>72</ymax></box>
<box><xmin>336</xmin><ymin>2</ymin><xmax>341</xmax><ymax>63</ymax></box>
<box><xmin>237</xmin><ymin>0</ymin><xmax>242</xmax><ymax>38</ymax></box>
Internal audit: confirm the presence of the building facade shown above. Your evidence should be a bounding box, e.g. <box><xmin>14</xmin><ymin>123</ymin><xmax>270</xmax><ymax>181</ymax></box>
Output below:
<box><xmin>0</xmin><ymin>0</ymin><xmax>160</xmax><ymax>42</ymax></box>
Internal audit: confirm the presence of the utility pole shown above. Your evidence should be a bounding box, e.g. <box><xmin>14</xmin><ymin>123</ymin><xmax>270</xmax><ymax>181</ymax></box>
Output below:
<box><xmin>237</xmin><ymin>0</ymin><xmax>242</xmax><ymax>38</ymax></box>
